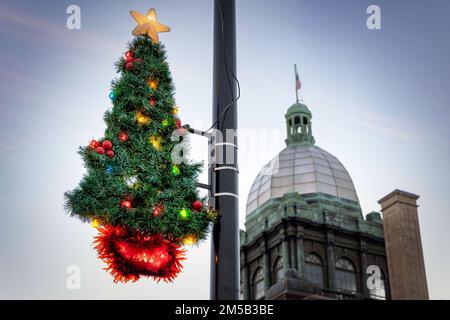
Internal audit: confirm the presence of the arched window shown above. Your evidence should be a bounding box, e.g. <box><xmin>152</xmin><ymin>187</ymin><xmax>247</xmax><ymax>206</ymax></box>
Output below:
<box><xmin>252</xmin><ymin>268</ymin><xmax>264</xmax><ymax>300</ymax></box>
<box><xmin>369</xmin><ymin>270</ymin><xmax>387</xmax><ymax>300</ymax></box>
<box><xmin>272</xmin><ymin>257</ymin><xmax>284</xmax><ymax>284</ymax></box>
<box><xmin>335</xmin><ymin>258</ymin><xmax>357</xmax><ymax>293</ymax></box>
<box><xmin>305</xmin><ymin>253</ymin><xmax>325</xmax><ymax>287</ymax></box>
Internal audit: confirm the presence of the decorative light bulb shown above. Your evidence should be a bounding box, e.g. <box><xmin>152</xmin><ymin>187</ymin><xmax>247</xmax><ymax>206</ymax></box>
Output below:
<box><xmin>148</xmin><ymin>79</ymin><xmax>158</xmax><ymax>90</ymax></box>
<box><xmin>149</xmin><ymin>136</ymin><xmax>162</xmax><ymax>150</ymax></box>
<box><xmin>118</xmin><ymin>131</ymin><xmax>129</xmax><ymax>142</ymax></box>
<box><xmin>152</xmin><ymin>204</ymin><xmax>164</xmax><ymax>217</ymax></box>
<box><xmin>120</xmin><ymin>199</ymin><xmax>132</xmax><ymax>209</ymax></box>
<box><xmin>172</xmin><ymin>165</ymin><xmax>180</xmax><ymax>176</ymax></box>
<box><xmin>91</xmin><ymin>219</ymin><xmax>100</xmax><ymax>229</ymax></box>
<box><xmin>124</xmin><ymin>176</ymin><xmax>138</xmax><ymax>188</ymax></box>
<box><xmin>183</xmin><ymin>235</ymin><xmax>197</xmax><ymax>246</ymax></box>
<box><xmin>136</xmin><ymin>111</ymin><xmax>150</xmax><ymax>124</ymax></box>
<box><xmin>179</xmin><ymin>209</ymin><xmax>190</xmax><ymax>220</ymax></box>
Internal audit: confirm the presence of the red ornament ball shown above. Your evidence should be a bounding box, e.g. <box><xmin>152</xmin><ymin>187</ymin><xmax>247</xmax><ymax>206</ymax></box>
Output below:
<box><xmin>106</xmin><ymin>150</ymin><xmax>115</xmax><ymax>159</ymax></box>
<box><xmin>95</xmin><ymin>147</ymin><xmax>105</xmax><ymax>155</ymax></box>
<box><xmin>175</xmin><ymin>119</ymin><xmax>181</xmax><ymax>129</ymax></box>
<box><xmin>125</xmin><ymin>62</ymin><xmax>134</xmax><ymax>71</ymax></box>
<box><xmin>125</xmin><ymin>56</ymin><xmax>134</xmax><ymax>63</ymax></box>
<box><xmin>192</xmin><ymin>200</ymin><xmax>203</xmax><ymax>212</ymax></box>
<box><xmin>149</xmin><ymin>98</ymin><xmax>156</xmax><ymax>106</ymax></box>
<box><xmin>118</xmin><ymin>131</ymin><xmax>129</xmax><ymax>142</ymax></box>
<box><xmin>102</xmin><ymin>140</ymin><xmax>113</xmax><ymax>150</ymax></box>
<box><xmin>120</xmin><ymin>199</ymin><xmax>132</xmax><ymax>209</ymax></box>
<box><xmin>90</xmin><ymin>140</ymin><xmax>101</xmax><ymax>149</ymax></box>
<box><xmin>134</xmin><ymin>58</ymin><xmax>143</xmax><ymax>64</ymax></box>
<box><xmin>124</xmin><ymin>50</ymin><xmax>133</xmax><ymax>59</ymax></box>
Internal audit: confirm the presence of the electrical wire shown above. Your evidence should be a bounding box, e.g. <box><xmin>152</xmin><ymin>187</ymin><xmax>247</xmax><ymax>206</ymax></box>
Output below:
<box><xmin>205</xmin><ymin>1</ymin><xmax>241</xmax><ymax>133</ymax></box>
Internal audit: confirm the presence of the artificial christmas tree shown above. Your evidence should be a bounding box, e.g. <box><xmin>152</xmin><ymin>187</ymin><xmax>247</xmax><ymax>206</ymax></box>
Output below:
<box><xmin>64</xmin><ymin>8</ymin><xmax>215</xmax><ymax>283</ymax></box>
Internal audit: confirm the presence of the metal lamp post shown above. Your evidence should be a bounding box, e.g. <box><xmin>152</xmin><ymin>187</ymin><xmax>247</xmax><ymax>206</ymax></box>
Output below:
<box><xmin>209</xmin><ymin>0</ymin><xmax>239</xmax><ymax>300</ymax></box>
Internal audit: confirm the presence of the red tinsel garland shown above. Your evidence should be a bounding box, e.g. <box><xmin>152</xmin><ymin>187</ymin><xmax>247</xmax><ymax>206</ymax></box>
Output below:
<box><xmin>94</xmin><ymin>225</ymin><xmax>186</xmax><ymax>283</ymax></box>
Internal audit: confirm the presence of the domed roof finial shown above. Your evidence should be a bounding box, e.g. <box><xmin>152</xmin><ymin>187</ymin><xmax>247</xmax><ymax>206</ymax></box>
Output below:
<box><xmin>285</xmin><ymin>66</ymin><xmax>315</xmax><ymax>146</ymax></box>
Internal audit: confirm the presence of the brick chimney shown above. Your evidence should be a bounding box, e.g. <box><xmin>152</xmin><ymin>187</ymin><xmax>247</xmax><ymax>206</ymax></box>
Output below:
<box><xmin>378</xmin><ymin>190</ymin><xmax>428</xmax><ymax>299</ymax></box>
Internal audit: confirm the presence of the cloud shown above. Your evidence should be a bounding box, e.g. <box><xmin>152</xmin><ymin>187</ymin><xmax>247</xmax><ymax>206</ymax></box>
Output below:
<box><xmin>344</xmin><ymin>109</ymin><xmax>423</xmax><ymax>142</ymax></box>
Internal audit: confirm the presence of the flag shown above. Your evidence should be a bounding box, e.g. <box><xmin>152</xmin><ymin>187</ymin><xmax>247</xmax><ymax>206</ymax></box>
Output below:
<box><xmin>295</xmin><ymin>68</ymin><xmax>301</xmax><ymax>90</ymax></box>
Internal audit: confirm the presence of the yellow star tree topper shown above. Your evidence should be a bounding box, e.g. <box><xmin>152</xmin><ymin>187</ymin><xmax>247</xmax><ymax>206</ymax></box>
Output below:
<box><xmin>130</xmin><ymin>8</ymin><xmax>170</xmax><ymax>43</ymax></box>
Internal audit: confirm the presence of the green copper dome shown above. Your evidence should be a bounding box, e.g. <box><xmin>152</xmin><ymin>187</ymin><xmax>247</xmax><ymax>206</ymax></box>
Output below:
<box><xmin>285</xmin><ymin>101</ymin><xmax>315</xmax><ymax>146</ymax></box>
<box><xmin>286</xmin><ymin>102</ymin><xmax>311</xmax><ymax>117</ymax></box>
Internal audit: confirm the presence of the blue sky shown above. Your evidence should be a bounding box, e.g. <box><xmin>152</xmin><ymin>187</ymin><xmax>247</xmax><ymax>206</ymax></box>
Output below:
<box><xmin>0</xmin><ymin>0</ymin><xmax>449</xmax><ymax>299</ymax></box>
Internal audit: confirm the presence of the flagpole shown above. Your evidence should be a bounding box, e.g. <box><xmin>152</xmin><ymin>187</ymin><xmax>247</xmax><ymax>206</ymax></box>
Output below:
<box><xmin>294</xmin><ymin>64</ymin><xmax>299</xmax><ymax>103</ymax></box>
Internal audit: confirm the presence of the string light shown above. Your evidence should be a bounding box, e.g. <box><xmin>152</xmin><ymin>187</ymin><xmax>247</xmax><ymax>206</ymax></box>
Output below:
<box><xmin>91</xmin><ymin>218</ymin><xmax>101</xmax><ymax>229</ymax></box>
<box><xmin>182</xmin><ymin>235</ymin><xmax>197</xmax><ymax>246</ymax></box>
<box><xmin>148</xmin><ymin>79</ymin><xmax>158</xmax><ymax>90</ymax></box>
<box><xmin>171</xmin><ymin>165</ymin><xmax>180</xmax><ymax>176</ymax></box>
<box><xmin>149</xmin><ymin>136</ymin><xmax>162</xmax><ymax>150</ymax></box>
<box><xmin>118</xmin><ymin>131</ymin><xmax>129</xmax><ymax>142</ymax></box>
<box><xmin>136</xmin><ymin>111</ymin><xmax>151</xmax><ymax>125</ymax></box>
<box><xmin>120</xmin><ymin>199</ymin><xmax>132</xmax><ymax>209</ymax></box>
<box><xmin>162</xmin><ymin>119</ymin><xmax>169</xmax><ymax>127</ymax></box>
<box><xmin>152</xmin><ymin>204</ymin><xmax>164</xmax><ymax>217</ymax></box>
<box><xmin>178</xmin><ymin>209</ymin><xmax>190</xmax><ymax>220</ymax></box>
<box><xmin>124</xmin><ymin>176</ymin><xmax>138</xmax><ymax>188</ymax></box>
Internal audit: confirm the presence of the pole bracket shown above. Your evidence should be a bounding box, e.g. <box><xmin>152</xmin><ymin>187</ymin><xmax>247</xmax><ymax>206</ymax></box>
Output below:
<box><xmin>197</xmin><ymin>182</ymin><xmax>212</xmax><ymax>191</ymax></box>
<box><xmin>184</xmin><ymin>125</ymin><xmax>212</xmax><ymax>138</ymax></box>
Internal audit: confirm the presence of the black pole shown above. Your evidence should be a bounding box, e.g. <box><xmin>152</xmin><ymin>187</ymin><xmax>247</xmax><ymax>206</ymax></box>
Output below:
<box><xmin>210</xmin><ymin>0</ymin><xmax>239</xmax><ymax>300</ymax></box>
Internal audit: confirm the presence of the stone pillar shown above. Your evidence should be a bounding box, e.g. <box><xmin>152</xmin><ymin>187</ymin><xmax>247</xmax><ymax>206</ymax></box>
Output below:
<box><xmin>289</xmin><ymin>236</ymin><xmax>297</xmax><ymax>270</ymax></box>
<box><xmin>261</xmin><ymin>241</ymin><xmax>271</xmax><ymax>290</ymax></box>
<box><xmin>296</xmin><ymin>233</ymin><xmax>305</xmax><ymax>278</ymax></box>
<box><xmin>287</xmin><ymin>223</ymin><xmax>297</xmax><ymax>270</ymax></box>
<box><xmin>241</xmin><ymin>266</ymin><xmax>249</xmax><ymax>300</ymax></box>
<box><xmin>326</xmin><ymin>231</ymin><xmax>336</xmax><ymax>290</ymax></box>
<box><xmin>281</xmin><ymin>235</ymin><xmax>290</xmax><ymax>274</ymax></box>
<box><xmin>360</xmin><ymin>240</ymin><xmax>369</xmax><ymax>297</ymax></box>
<box><xmin>241</xmin><ymin>250</ymin><xmax>250</xmax><ymax>300</ymax></box>
<box><xmin>379</xmin><ymin>190</ymin><xmax>429</xmax><ymax>300</ymax></box>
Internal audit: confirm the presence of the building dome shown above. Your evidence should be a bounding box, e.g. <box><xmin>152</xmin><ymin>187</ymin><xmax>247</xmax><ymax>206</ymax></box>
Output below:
<box><xmin>286</xmin><ymin>102</ymin><xmax>311</xmax><ymax>117</ymax></box>
<box><xmin>246</xmin><ymin>101</ymin><xmax>359</xmax><ymax>215</ymax></box>
<box><xmin>246</xmin><ymin>144</ymin><xmax>359</xmax><ymax>214</ymax></box>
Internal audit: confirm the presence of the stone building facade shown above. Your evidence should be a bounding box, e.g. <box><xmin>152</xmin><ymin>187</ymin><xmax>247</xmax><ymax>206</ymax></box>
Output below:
<box><xmin>240</xmin><ymin>101</ymin><xmax>427</xmax><ymax>300</ymax></box>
